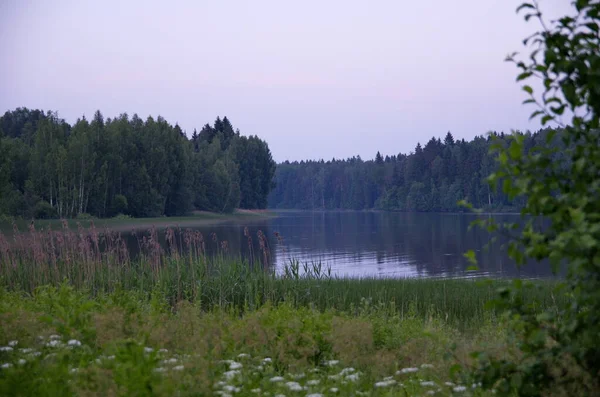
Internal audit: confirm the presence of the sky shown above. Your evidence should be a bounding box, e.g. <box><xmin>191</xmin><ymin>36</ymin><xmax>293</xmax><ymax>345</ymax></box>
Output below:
<box><xmin>0</xmin><ymin>0</ymin><xmax>573</xmax><ymax>162</ymax></box>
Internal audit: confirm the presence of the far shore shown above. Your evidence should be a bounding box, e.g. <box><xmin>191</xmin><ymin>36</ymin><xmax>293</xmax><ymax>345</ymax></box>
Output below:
<box><xmin>0</xmin><ymin>209</ymin><xmax>277</xmax><ymax>234</ymax></box>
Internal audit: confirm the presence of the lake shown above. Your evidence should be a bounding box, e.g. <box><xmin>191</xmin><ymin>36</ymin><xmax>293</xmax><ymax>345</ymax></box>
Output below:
<box><xmin>122</xmin><ymin>211</ymin><xmax>557</xmax><ymax>279</ymax></box>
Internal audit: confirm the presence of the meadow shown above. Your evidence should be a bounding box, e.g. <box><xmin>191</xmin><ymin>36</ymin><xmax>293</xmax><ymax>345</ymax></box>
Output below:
<box><xmin>0</xmin><ymin>222</ymin><xmax>566</xmax><ymax>396</ymax></box>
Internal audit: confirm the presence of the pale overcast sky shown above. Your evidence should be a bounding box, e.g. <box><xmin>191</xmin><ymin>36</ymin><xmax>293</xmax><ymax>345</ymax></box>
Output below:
<box><xmin>0</xmin><ymin>0</ymin><xmax>572</xmax><ymax>162</ymax></box>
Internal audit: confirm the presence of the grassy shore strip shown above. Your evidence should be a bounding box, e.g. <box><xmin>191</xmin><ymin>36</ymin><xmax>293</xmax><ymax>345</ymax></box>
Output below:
<box><xmin>0</xmin><ymin>256</ymin><xmax>562</xmax><ymax>329</ymax></box>
<box><xmin>0</xmin><ymin>221</ymin><xmax>563</xmax><ymax>329</ymax></box>
<box><xmin>1</xmin><ymin>284</ymin><xmax>507</xmax><ymax>396</ymax></box>
<box><xmin>0</xmin><ymin>222</ymin><xmax>567</xmax><ymax>395</ymax></box>
<box><xmin>0</xmin><ymin>209</ymin><xmax>276</xmax><ymax>233</ymax></box>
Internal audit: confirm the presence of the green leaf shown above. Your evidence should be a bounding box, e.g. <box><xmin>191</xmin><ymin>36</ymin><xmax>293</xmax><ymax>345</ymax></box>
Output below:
<box><xmin>522</xmin><ymin>85</ymin><xmax>534</xmax><ymax>94</ymax></box>
<box><xmin>464</xmin><ymin>250</ymin><xmax>477</xmax><ymax>265</ymax></box>
<box><xmin>517</xmin><ymin>72</ymin><xmax>533</xmax><ymax>81</ymax></box>
<box><xmin>541</xmin><ymin>115</ymin><xmax>554</xmax><ymax>125</ymax></box>
<box><xmin>529</xmin><ymin>110</ymin><xmax>544</xmax><ymax>120</ymax></box>
<box><xmin>509</xmin><ymin>140</ymin><xmax>522</xmax><ymax>159</ymax></box>
<box><xmin>516</xmin><ymin>3</ymin><xmax>535</xmax><ymax>13</ymax></box>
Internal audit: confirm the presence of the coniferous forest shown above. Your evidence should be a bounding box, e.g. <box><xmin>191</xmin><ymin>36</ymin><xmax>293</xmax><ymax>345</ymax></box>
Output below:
<box><xmin>268</xmin><ymin>129</ymin><xmax>562</xmax><ymax>212</ymax></box>
<box><xmin>0</xmin><ymin>108</ymin><xmax>275</xmax><ymax>218</ymax></box>
<box><xmin>1</xmin><ymin>107</ymin><xmax>564</xmax><ymax>219</ymax></box>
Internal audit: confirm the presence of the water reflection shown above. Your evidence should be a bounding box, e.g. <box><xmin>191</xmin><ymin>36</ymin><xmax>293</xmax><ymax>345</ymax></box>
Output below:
<box><xmin>123</xmin><ymin>211</ymin><xmax>559</xmax><ymax>279</ymax></box>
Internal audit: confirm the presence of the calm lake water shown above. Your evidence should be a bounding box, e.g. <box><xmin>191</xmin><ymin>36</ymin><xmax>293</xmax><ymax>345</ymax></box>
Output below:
<box><xmin>126</xmin><ymin>211</ymin><xmax>557</xmax><ymax>279</ymax></box>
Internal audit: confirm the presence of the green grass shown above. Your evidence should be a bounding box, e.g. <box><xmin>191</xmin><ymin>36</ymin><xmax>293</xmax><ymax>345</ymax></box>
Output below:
<box><xmin>0</xmin><ymin>284</ymin><xmax>506</xmax><ymax>396</ymax></box>
<box><xmin>0</xmin><ymin>249</ymin><xmax>562</xmax><ymax>329</ymax></box>
<box><xmin>0</xmin><ymin>209</ymin><xmax>275</xmax><ymax>233</ymax></box>
<box><xmin>0</xmin><ymin>223</ymin><xmax>571</xmax><ymax>395</ymax></box>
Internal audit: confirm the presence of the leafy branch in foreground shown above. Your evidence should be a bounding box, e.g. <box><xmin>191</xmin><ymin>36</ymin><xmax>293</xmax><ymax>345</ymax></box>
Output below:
<box><xmin>467</xmin><ymin>1</ymin><xmax>600</xmax><ymax>395</ymax></box>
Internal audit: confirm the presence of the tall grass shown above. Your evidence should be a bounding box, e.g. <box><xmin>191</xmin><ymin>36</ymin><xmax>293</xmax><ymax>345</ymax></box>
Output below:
<box><xmin>0</xmin><ymin>222</ymin><xmax>563</xmax><ymax>328</ymax></box>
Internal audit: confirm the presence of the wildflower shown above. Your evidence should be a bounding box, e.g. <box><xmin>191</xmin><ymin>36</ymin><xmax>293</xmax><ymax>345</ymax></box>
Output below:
<box><xmin>421</xmin><ymin>381</ymin><xmax>436</xmax><ymax>387</ymax></box>
<box><xmin>237</xmin><ymin>353</ymin><xmax>250</xmax><ymax>359</ymax></box>
<box><xmin>144</xmin><ymin>347</ymin><xmax>154</xmax><ymax>353</ymax></box>
<box><xmin>256</xmin><ymin>365</ymin><xmax>264</xmax><ymax>371</ymax></box>
<box><xmin>173</xmin><ymin>365</ymin><xmax>184</xmax><ymax>371</ymax></box>
<box><xmin>426</xmin><ymin>391</ymin><xmax>435</xmax><ymax>395</ymax></box>
<box><xmin>163</xmin><ymin>358</ymin><xmax>178</xmax><ymax>364</ymax></box>
<box><xmin>290</xmin><ymin>372</ymin><xmax>305</xmax><ymax>379</ymax></box>
<box><xmin>222</xmin><ymin>385</ymin><xmax>240</xmax><ymax>393</ymax></box>
<box><xmin>274</xmin><ymin>395</ymin><xmax>286</xmax><ymax>397</ymax></box>
<box><xmin>215</xmin><ymin>392</ymin><xmax>233</xmax><ymax>397</ymax></box>
<box><xmin>374</xmin><ymin>380</ymin><xmax>397</xmax><ymax>388</ymax></box>
<box><xmin>18</xmin><ymin>359</ymin><xmax>26</xmax><ymax>365</ymax></box>
<box><xmin>472</xmin><ymin>382</ymin><xmax>482</xmax><ymax>389</ymax></box>
<box><xmin>309</xmin><ymin>368</ymin><xmax>319</xmax><ymax>373</ymax></box>
<box><xmin>158</xmin><ymin>348</ymin><xmax>168</xmax><ymax>353</ymax></box>
<box><xmin>306</xmin><ymin>394</ymin><xmax>324</xmax><ymax>397</ymax></box>
<box><xmin>0</xmin><ymin>347</ymin><xmax>13</xmax><ymax>352</ymax></box>
<box><xmin>329</xmin><ymin>388</ymin><xmax>339</xmax><ymax>393</ymax></box>
<box><xmin>345</xmin><ymin>373</ymin><xmax>360</xmax><ymax>382</ymax></box>
<box><xmin>444</xmin><ymin>382</ymin><xmax>455</xmax><ymax>386</ymax></box>
<box><xmin>223</xmin><ymin>370</ymin><xmax>240</xmax><ymax>380</ymax></box>
<box><xmin>67</xmin><ymin>339</ymin><xmax>82</xmax><ymax>347</ymax></box>
<box><xmin>453</xmin><ymin>386</ymin><xmax>467</xmax><ymax>392</ymax></box>
<box><xmin>251</xmin><ymin>389</ymin><xmax>261</xmax><ymax>393</ymax></box>
<box><xmin>421</xmin><ymin>364</ymin><xmax>434</xmax><ymax>369</ymax></box>
<box><xmin>397</xmin><ymin>367</ymin><xmax>419</xmax><ymax>374</ymax></box>
<box><xmin>19</xmin><ymin>348</ymin><xmax>33</xmax><ymax>354</ymax></box>
<box><xmin>46</xmin><ymin>340</ymin><xmax>62</xmax><ymax>348</ymax></box>
<box><xmin>30</xmin><ymin>351</ymin><xmax>41</xmax><ymax>357</ymax></box>
<box><xmin>339</xmin><ymin>367</ymin><xmax>355</xmax><ymax>375</ymax></box>
<box><xmin>1</xmin><ymin>363</ymin><xmax>13</xmax><ymax>369</ymax></box>
<box><xmin>229</xmin><ymin>361</ymin><xmax>242</xmax><ymax>370</ymax></box>
<box><xmin>285</xmin><ymin>381</ymin><xmax>303</xmax><ymax>391</ymax></box>
<box><xmin>270</xmin><ymin>376</ymin><xmax>285</xmax><ymax>382</ymax></box>
<box><xmin>107</xmin><ymin>355</ymin><xmax>115</xmax><ymax>360</ymax></box>
<box><xmin>8</xmin><ymin>341</ymin><xmax>18</xmax><ymax>347</ymax></box>
<box><xmin>70</xmin><ymin>368</ymin><xmax>79</xmax><ymax>374</ymax></box>
<box><xmin>262</xmin><ymin>357</ymin><xmax>272</xmax><ymax>363</ymax></box>
<box><xmin>324</xmin><ymin>360</ymin><xmax>339</xmax><ymax>366</ymax></box>
<box><xmin>328</xmin><ymin>374</ymin><xmax>340</xmax><ymax>380</ymax></box>
<box><xmin>153</xmin><ymin>367</ymin><xmax>166</xmax><ymax>373</ymax></box>
<box><xmin>307</xmin><ymin>379</ymin><xmax>320</xmax><ymax>386</ymax></box>
<box><xmin>49</xmin><ymin>335</ymin><xmax>61</xmax><ymax>341</ymax></box>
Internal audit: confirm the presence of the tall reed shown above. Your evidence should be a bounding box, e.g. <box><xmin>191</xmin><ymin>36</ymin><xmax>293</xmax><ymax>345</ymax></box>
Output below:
<box><xmin>0</xmin><ymin>222</ymin><xmax>563</xmax><ymax>327</ymax></box>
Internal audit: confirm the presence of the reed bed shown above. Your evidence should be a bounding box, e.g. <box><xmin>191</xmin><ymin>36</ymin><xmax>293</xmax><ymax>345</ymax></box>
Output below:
<box><xmin>0</xmin><ymin>222</ymin><xmax>563</xmax><ymax>328</ymax></box>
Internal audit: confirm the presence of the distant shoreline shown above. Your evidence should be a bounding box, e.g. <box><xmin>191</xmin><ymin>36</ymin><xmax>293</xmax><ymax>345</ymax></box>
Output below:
<box><xmin>269</xmin><ymin>208</ymin><xmax>522</xmax><ymax>215</ymax></box>
<box><xmin>0</xmin><ymin>210</ymin><xmax>277</xmax><ymax>234</ymax></box>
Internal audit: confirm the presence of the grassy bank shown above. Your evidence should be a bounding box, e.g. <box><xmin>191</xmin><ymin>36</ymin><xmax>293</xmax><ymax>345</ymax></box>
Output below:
<box><xmin>0</xmin><ymin>224</ymin><xmax>569</xmax><ymax>396</ymax></box>
<box><xmin>0</xmin><ymin>284</ymin><xmax>508</xmax><ymax>397</ymax></box>
<box><xmin>0</xmin><ymin>209</ymin><xmax>275</xmax><ymax>233</ymax></box>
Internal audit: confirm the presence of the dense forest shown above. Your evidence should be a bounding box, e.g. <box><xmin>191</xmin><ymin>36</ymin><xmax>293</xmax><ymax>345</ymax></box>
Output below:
<box><xmin>0</xmin><ymin>108</ymin><xmax>275</xmax><ymax>219</ymax></box>
<box><xmin>269</xmin><ymin>130</ymin><xmax>561</xmax><ymax>211</ymax></box>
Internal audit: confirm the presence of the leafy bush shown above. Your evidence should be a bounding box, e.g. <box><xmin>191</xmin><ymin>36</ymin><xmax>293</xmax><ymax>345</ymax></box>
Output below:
<box><xmin>468</xmin><ymin>1</ymin><xmax>600</xmax><ymax>395</ymax></box>
<box><xmin>33</xmin><ymin>201</ymin><xmax>57</xmax><ymax>219</ymax></box>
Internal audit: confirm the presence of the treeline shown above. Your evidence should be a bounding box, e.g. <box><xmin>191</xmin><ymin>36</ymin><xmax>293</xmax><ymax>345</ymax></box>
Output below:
<box><xmin>0</xmin><ymin>108</ymin><xmax>275</xmax><ymax>219</ymax></box>
<box><xmin>269</xmin><ymin>130</ymin><xmax>560</xmax><ymax>211</ymax></box>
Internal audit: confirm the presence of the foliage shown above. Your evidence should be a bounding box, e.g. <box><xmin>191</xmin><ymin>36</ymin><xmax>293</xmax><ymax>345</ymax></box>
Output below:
<box><xmin>267</xmin><ymin>130</ymin><xmax>561</xmax><ymax>211</ymax></box>
<box><xmin>0</xmin><ymin>284</ymin><xmax>506</xmax><ymax>396</ymax></box>
<box><xmin>468</xmin><ymin>1</ymin><xmax>600</xmax><ymax>395</ymax></box>
<box><xmin>0</xmin><ymin>224</ymin><xmax>564</xmax><ymax>329</ymax></box>
<box><xmin>0</xmin><ymin>110</ymin><xmax>276</xmax><ymax>218</ymax></box>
